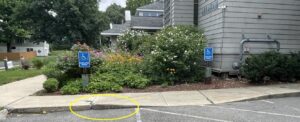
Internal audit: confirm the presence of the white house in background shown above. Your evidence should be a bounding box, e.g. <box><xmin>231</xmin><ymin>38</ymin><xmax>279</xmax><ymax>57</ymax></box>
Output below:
<box><xmin>0</xmin><ymin>40</ymin><xmax>50</xmax><ymax>56</ymax></box>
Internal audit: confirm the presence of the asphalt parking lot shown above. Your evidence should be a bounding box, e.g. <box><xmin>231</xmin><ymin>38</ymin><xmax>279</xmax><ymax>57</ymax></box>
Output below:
<box><xmin>4</xmin><ymin>96</ymin><xmax>300</xmax><ymax>122</ymax></box>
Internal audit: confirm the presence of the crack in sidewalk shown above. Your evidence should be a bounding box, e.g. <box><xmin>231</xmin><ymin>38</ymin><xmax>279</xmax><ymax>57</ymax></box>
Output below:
<box><xmin>198</xmin><ymin>91</ymin><xmax>215</xmax><ymax>104</ymax></box>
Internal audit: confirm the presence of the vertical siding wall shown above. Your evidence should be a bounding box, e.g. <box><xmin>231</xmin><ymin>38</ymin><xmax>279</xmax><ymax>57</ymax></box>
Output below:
<box><xmin>220</xmin><ymin>0</ymin><xmax>300</xmax><ymax>72</ymax></box>
<box><xmin>223</xmin><ymin>0</ymin><xmax>300</xmax><ymax>54</ymax></box>
<box><xmin>164</xmin><ymin>0</ymin><xmax>195</xmax><ymax>26</ymax></box>
<box><xmin>199</xmin><ymin>0</ymin><xmax>226</xmax><ymax>72</ymax></box>
<box><xmin>173</xmin><ymin>0</ymin><xmax>194</xmax><ymax>25</ymax></box>
<box><xmin>165</xmin><ymin>0</ymin><xmax>300</xmax><ymax>73</ymax></box>
<box><xmin>164</xmin><ymin>0</ymin><xmax>173</xmax><ymax>26</ymax></box>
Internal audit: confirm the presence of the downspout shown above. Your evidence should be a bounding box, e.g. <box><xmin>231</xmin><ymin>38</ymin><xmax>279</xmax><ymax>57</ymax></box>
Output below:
<box><xmin>220</xmin><ymin>0</ymin><xmax>226</xmax><ymax>72</ymax></box>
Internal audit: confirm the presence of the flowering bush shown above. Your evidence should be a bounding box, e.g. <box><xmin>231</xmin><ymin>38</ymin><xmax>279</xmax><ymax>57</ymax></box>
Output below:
<box><xmin>141</xmin><ymin>26</ymin><xmax>206</xmax><ymax>84</ymax></box>
<box><xmin>105</xmin><ymin>53</ymin><xmax>142</xmax><ymax>64</ymax></box>
<box><xmin>118</xmin><ymin>30</ymin><xmax>152</xmax><ymax>53</ymax></box>
<box><xmin>43</xmin><ymin>43</ymin><xmax>104</xmax><ymax>88</ymax></box>
<box><xmin>92</xmin><ymin>52</ymin><xmax>149</xmax><ymax>89</ymax></box>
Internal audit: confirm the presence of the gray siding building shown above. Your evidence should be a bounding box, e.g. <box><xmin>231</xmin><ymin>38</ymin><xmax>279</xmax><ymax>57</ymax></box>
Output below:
<box><xmin>101</xmin><ymin>1</ymin><xmax>164</xmax><ymax>49</ymax></box>
<box><xmin>164</xmin><ymin>0</ymin><xmax>300</xmax><ymax>74</ymax></box>
<box><xmin>164</xmin><ymin>0</ymin><xmax>195</xmax><ymax>26</ymax></box>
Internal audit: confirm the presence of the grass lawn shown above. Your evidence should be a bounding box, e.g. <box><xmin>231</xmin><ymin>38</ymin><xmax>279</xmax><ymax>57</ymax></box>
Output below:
<box><xmin>0</xmin><ymin>69</ymin><xmax>43</xmax><ymax>86</ymax></box>
<box><xmin>0</xmin><ymin>51</ymin><xmax>70</xmax><ymax>86</ymax></box>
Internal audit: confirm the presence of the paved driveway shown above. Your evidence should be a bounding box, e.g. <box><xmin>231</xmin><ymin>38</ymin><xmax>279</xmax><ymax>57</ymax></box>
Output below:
<box><xmin>4</xmin><ymin>96</ymin><xmax>300</xmax><ymax>122</ymax></box>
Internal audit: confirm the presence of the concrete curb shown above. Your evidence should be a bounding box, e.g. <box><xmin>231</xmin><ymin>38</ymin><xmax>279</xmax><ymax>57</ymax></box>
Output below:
<box><xmin>232</xmin><ymin>92</ymin><xmax>300</xmax><ymax>103</ymax></box>
<box><xmin>7</xmin><ymin>104</ymin><xmax>155</xmax><ymax>114</ymax></box>
<box><xmin>6</xmin><ymin>91</ymin><xmax>300</xmax><ymax>114</ymax></box>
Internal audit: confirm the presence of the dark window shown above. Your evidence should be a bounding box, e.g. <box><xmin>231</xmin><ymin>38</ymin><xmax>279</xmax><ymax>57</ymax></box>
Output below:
<box><xmin>138</xmin><ymin>11</ymin><xmax>163</xmax><ymax>17</ymax></box>
<box><xmin>194</xmin><ymin>0</ymin><xmax>199</xmax><ymax>26</ymax></box>
<box><xmin>27</xmin><ymin>48</ymin><xmax>33</xmax><ymax>52</ymax></box>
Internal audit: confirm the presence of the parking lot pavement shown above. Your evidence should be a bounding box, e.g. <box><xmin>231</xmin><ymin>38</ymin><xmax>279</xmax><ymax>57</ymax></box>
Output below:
<box><xmin>4</xmin><ymin>97</ymin><xmax>300</xmax><ymax>122</ymax></box>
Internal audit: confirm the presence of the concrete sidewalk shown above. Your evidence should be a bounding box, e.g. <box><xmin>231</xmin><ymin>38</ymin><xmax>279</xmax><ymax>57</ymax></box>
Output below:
<box><xmin>0</xmin><ymin>75</ymin><xmax>47</xmax><ymax>107</ymax></box>
<box><xmin>4</xmin><ymin>83</ymin><xmax>300</xmax><ymax>113</ymax></box>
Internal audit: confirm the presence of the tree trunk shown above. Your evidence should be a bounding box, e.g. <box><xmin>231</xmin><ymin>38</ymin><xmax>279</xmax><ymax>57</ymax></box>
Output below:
<box><xmin>6</xmin><ymin>42</ymin><xmax>11</xmax><ymax>52</ymax></box>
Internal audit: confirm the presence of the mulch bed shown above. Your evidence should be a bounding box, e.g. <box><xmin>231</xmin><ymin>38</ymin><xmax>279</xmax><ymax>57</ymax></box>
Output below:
<box><xmin>123</xmin><ymin>80</ymin><xmax>250</xmax><ymax>93</ymax></box>
<box><xmin>34</xmin><ymin>77</ymin><xmax>299</xmax><ymax>96</ymax></box>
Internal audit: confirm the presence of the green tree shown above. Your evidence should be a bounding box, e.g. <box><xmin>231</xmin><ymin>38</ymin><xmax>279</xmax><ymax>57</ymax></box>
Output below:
<box><xmin>0</xmin><ymin>0</ymin><xmax>31</xmax><ymax>52</ymax></box>
<box><xmin>23</xmin><ymin>0</ymin><xmax>109</xmax><ymax>47</ymax></box>
<box><xmin>106</xmin><ymin>3</ymin><xmax>124</xmax><ymax>24</ymax></box>
<box><xmin>126</xmin><ymin>0</ymin><xmax>152</xmax><ymax>15</ymax></box>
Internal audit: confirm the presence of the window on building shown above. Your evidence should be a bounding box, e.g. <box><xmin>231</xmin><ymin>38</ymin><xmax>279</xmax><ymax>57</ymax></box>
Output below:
<box><xmin>27</xmin><ymin>48</ymin><xmax>33</xmax><ymax>52</ymax></box>
<box><xmin>138</xmin><ymin>11</ymin><xmax>163</xmax><ymax>17</ymax></box>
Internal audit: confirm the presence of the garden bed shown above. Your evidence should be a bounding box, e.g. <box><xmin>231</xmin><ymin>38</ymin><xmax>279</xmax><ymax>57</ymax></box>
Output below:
<box><xmin>34</xmin><ymin>77</ymin><xmax>299</xmax><ymax>96</ymax></box>
<box><xmin>40</xmin><ymin>26</ymin><xmax>300</xmax><ymax>95</ymax></box>
<box><xmin>35</xmin><ymin>79</ymin><xmax>247</xmax><ymax>96</ymax></box>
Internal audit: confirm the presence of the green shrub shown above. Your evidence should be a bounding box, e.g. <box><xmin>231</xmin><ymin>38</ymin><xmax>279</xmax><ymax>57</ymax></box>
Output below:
<box><xmin>90</xmin><ymin>57</ymin><xmax>103</xmax><ymax>73</ymax></box>
<box><xmin>85</xmin><ymin>81</ymin><xmax>122</xmax><ymax>93</ymax></box>
<box><xmin>42</xmin><ymin>63</ymin><xmax>57</xmax><ymax>78</ymax></box>
<box><xmin>91</xmin><ymin>73</ymin><xmax>124</xmax><ymax>85</ymax></box>
<box><xmin>242</xmin><ymin>51</ymin><xmax>300</xmax><ymax>83</ymax></box>
<box><xmin>32</xmin><ymin>58</ymin><xmax>44</xmax><ymax>69</ymax></box>
<box><xmin>44</xmin><ymin>44</ymin><xmax>104</xmax><ymax>89</ymax></box>
<box><xmin>21</xmin><ymin>60</ymin><xmax>31</xmax><ymax>70</ymax></box>
<box><xmin>43</xmin><ymin>78</ymin><xmax>59</xmax><ymax>92</ymax></box>
<box><xmin>42</xmin><ymin>63</ymin><xmax>69</xmax><ymax>87</ymax></box>
<box><xmin>56</xmin><ymin>55</ymin><xmax>81</xmax><ymax>79</ymax></box>
<box><xmin>141</xmin><ymin>26</ymin><xmax>206</xmax><ymax>84</ymax></box>
<box><xmin>124</xmin><ymin>74</ymin><xmax>150</xmax><ymax>89</ymax></box>
<box><xmin>118</xmin><ymin>30</ymin><xmax>151</xmax><ymax>53</ymax></box>
<box><xmin>60</xmin><ymin>80</ymin><xmax>82</xmax><ymax>95</ymax></box>
<box><xmin>289</xmin><ymin>52</ymin><xmax>300</xmax><ymax>79</ymax></box>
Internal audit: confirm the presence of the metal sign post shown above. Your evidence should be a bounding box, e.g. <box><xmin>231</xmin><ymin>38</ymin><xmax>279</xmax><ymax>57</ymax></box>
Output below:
<box><xmin>78</xmin><ymin>52</ymin><xmax>91</xmax><ymax>87</ymax></box>
<box><xmin>204</xmin><ymin>47</ymin><xmax>213</xmax><ymax>84</ymax></box>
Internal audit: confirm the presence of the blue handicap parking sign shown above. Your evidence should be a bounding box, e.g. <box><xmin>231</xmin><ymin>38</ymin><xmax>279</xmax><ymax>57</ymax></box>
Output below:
<box><xmin>204</xmin><ymin>47</ymin><xmax>213</xmax><ymax>61</ymax></box>
<box><xmin>78</xmin><ymin>52</ymin><xmax>91</xmax><ymax>68</ymax></box>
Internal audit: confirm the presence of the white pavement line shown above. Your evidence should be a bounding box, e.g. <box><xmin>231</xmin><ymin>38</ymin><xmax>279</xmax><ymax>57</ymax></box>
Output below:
<box><xmin>292</xmin><ymin>108</ymin><xmax>300</xmax><ymax>112</ymax></box>
<box><xmin>260</xmin><ymin>100</ymin><xmax>274</xmax><ymax>104</ymax></box>
<box><xmin>141</xmin><ymin>108</ymin><xmax>232</xmax><ymax>122</ymax></box>
<box><xmin>206</xmin><ymin>106</ymin><xmax>300</xmax><ymax>119</ymax></box>
<box><xmin>136</xmin><ymin>108</ymin><xmax>142</xmax><ymax>122</ymax></box>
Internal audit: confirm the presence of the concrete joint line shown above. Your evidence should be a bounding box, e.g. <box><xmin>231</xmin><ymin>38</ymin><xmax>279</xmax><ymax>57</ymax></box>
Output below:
<box><xmin>198</xmin><ymin>91</ymin><xmax>214</xmax><ymax>104</ymax></box>
<box><xmin>159</xmin><ymin>93</ymin><xmax>169</xmax><ymax>106</ymax></box>
<box><xmin>85</xmin><ymin>97</ymin><xmax>98</xmax><ymax>109</ymax></box>
<box><xmin>4</xmin><ymin>96</ymin><xmax>30</xmax><ymax>110</ymax></box>
<box><xmin>141</xmin><ymin>108</ymin><xmax>232</xmax><ymax>122</ymax></box>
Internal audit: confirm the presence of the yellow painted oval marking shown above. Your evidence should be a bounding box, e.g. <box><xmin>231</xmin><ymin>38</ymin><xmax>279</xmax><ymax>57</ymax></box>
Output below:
<box><xmin>69</xmin><ymin>94</ymin><xmax>140</xmax><ymax>121</ymax></box>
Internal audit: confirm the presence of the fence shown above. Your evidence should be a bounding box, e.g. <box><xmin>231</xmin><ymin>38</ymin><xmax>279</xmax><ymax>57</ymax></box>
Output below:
<box><xmin>0</xmin><ymin>52</ymin><xmax>37</xmax><ymax>60</ymax></box>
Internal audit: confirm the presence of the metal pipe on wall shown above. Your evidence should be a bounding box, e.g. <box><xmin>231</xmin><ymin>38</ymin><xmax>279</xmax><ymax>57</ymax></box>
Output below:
<box><xmin>236</xmin><ymin>35</ymin><xmax>281</xmax><ymax>70</ymax></box>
